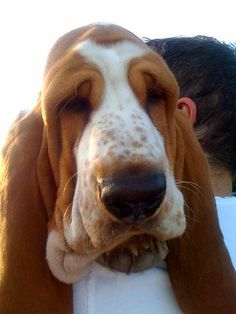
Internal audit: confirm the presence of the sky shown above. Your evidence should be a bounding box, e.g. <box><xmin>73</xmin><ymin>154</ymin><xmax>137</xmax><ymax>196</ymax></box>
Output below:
<box><xmin>0</xmin><ymin>0</ymin><xmax>235</xmax><ymax>144</ymax></box>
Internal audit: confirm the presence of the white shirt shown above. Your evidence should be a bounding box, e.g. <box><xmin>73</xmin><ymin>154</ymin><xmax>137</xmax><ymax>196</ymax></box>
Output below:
<box><xmin>73</xmin><ymin>262</ymin><xmax>181</xmax><ymax>314</ymax></box>
<box><xmin>73</xmin><ymin>196</ymin><xmax>236</xmax><ymax>314</ymax></box>
<box><xmin>215</xmin><ymin>196</ymin><xmax>236</xmax><ymax>268</ymax></box>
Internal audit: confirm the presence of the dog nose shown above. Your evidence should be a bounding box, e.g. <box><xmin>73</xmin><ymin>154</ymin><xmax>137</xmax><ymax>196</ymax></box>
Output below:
<box><xmin>98</xmin><ymin>172</ymin><xmax>166</xmax><ymax>223</ymax></box>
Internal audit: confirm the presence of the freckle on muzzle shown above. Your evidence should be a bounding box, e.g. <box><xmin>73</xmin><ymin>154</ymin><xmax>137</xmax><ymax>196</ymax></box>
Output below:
<box><xmin>98</xmin><ymin>172</ymin><xmax>166</xmax><ymax>224</ymax></box>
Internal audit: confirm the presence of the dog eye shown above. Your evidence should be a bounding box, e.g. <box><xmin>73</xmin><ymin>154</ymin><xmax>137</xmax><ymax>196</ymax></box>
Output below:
<box><xmin>67</xmin><ymin>97</ymin><xmax>90</xmax><ymax>112</ymax></box>
<box><xmin>146</xmin><ymin>88</ymin><xmax>164</xmax><ymax>105</ymax></box>
<box><xmin>60</xmin><ymin>96</ymin><xmax>91</xmax><ymax>113</ymax></box>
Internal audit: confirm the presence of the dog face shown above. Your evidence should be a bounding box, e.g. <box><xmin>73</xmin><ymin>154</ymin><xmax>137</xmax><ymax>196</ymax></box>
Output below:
<box><xmin>1</xmin><ymin>24</ymin><xmax>235</xmax><ymax>313</ymax></box>
<box><xmin>43</xmin><ymin>25</ymin><xmax>186</xmax><ymax>283</ymax></box>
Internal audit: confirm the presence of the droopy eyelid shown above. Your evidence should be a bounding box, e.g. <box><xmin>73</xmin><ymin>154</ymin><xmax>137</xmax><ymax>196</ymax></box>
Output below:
<box><xmin>56</xmin><ymin>95</ymin><xmax>91</xmax><ymax>118</ymax></box>
<box><xmin>146</xmin><ymin>87</ymin><xmax>165</xmax><ymax>104</ymax></box>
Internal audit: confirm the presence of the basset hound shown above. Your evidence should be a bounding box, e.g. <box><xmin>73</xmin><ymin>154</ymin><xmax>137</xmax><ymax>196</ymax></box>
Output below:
<box><xmin>0</xmin><ymin>23</ymin><xmax>235</xmax><ymax>314</ymax></box>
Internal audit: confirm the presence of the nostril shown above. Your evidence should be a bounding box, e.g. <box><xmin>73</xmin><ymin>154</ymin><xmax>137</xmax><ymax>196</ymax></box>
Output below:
<box><xmin>98</xmin><ymin>172</ymin><xmax>166</xmax><ymax>223</ymax></box>
<box><xmin>110</xmin><ymin>201</ymin><xmax>137</xmax><ymax>222</ymax></box>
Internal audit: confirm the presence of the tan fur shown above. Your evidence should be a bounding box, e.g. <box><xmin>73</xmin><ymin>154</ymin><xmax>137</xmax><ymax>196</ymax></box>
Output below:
<box><xmin>0</xmin><ymin>107</ymin><xmax>72</xmax><ymax>313</ymax></box>
<box><xmin>0</xmin><ymin>23</ymin><xmax>235</xmax><ymax>313</ymax></box>
<box><xmin>167</xmin><ymin>111</ymin><xmax>236</xmax><ymax>313</ymax></box>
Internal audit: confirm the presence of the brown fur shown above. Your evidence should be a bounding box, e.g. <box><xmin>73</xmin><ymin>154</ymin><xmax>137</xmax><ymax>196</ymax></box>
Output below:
<box><xmin>0</xmin><ymin>23</ymin><xmax>235</xmax><ymax>313</ymax></box>
<box><xmin>0</xmin><ymin>107</ymin><xmax>72</xmax><ymax>313</ymax></box>
<box><xmin>167</xmin><ymin>112</ymin><xmax>236</xmax><ymax>313</ymax></box>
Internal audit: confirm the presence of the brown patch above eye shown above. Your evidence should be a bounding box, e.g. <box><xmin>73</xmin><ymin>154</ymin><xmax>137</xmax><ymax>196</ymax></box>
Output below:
<box><xmin>78</xmin><ymin>80</ymin><xmax>92</xmax><ymax>98</ymax></box>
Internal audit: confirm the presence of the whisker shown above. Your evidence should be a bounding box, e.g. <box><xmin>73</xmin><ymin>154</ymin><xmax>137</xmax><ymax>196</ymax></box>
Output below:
<box><xmin>176</xmin><ymin>180</ymin><xmax>202</xmax><ymax>191</ymax></box>
<box><xmin>176</xmin><ymin>180</ymin><xmax>204</xmax><ymax>199</ymax></box>
<box><xmin>184</xmin><ymin>201</ymin><xmax>199</xmax><ymax>224</ymax></box>
<box><xmin>64</xmin><ymin>202</ymin><xmax>73</xmax><ymax>217</ymax></box>
<box><xmin>56</xmin><ymin>95</ymin><xmax>76</xmax><ymax>119</ymax></box>
<box><xmin>63</xmin><ymin>172</ymin><xmax>78</xmax><ymax>195</ymax></box>
<box><xmin>52</xmin><ymin>95</ymin><xmax>68</xmax><ymax>117</ymax></box>
<box><xmin>180</xmin><ymin>185</ymin><xmax>201</xmax><ymax>199</ymax></box>
<box><xmin>62</xmin><ymin>202</ymin><xmax>74</xmax><ymax>227</ymax></box>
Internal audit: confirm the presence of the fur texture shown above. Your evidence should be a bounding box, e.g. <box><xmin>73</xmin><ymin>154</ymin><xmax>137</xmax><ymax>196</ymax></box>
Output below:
<box><xmin>0</xmin><ymin>23</ymin><xmax>235</xmax><ymax>314</ymax></box>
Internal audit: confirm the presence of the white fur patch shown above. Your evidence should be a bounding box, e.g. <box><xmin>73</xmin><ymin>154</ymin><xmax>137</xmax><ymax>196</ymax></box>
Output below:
<box><xmin>47</xmin><ymin>39</ymin><xmax>186</xmax><ymax>284</ymax></box>
<box><xmin>70</xmin><ymin>40</ymin><xmax>185</xmax><ymax>243</ymax></box>
<box><xmin>46</xmin><ymin>230</ymin><xmax>98</xmax><ymax>284</ymax></box>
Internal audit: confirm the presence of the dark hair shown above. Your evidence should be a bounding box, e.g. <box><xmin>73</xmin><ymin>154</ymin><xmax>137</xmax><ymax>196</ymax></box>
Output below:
<box><xmin>146</xmin><ymin>36</ymin><xmax>236</xmax><ymax>175</ymax></box>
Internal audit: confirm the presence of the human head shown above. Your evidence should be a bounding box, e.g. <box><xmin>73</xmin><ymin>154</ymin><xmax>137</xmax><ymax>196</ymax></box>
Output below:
<box><xmin>146</xmin><ymin>36</ymin><xmax>236</xmax><ymax>176</ymax></box>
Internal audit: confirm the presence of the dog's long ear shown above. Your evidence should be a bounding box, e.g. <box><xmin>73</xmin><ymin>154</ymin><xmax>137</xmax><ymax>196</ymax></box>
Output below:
<box><xmin>166</xmin><ymin>111</ymin><xmax>236</xmax><ymax>313</ymax></box>
<box><xmin>0</xmin><ymin>103</ymin><xmax>72</xmax><ymax>314</ymax></box>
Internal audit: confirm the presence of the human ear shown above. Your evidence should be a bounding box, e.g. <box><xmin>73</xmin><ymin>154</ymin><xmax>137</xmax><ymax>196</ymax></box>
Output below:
<box><xmin>177</xmin><ymin>97</ymin><xmax>197</xmax><ymax>125</ymax></box>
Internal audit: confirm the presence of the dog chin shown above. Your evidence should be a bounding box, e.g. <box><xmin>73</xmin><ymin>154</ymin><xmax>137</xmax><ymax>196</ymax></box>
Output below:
<box><xmin>46</xmin><ymin>226</ymin><xmax>171</xmax><ymax>285</ymax></box>
<box><xmin>46</xmin><ymin>230</ymin><xmax>99</xmax><ymax>284</ymax></box>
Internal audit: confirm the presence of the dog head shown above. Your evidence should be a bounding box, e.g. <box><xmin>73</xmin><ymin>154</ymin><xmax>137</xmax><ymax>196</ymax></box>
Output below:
<box><xmin>1</xmin><ymin>24</ymin><xmax>235</xmax><ymax>313</ymax></box>
<box><xmin>40</xmin><ymin>24</ymin><xmax>186</xmax><ymax>283</ymax></box>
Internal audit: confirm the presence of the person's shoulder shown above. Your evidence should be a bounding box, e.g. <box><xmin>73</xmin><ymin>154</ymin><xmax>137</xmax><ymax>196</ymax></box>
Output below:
<box><xmin>215</xmin><ymin>196</ymin><xmax>236</xmax><ymax>269</ymax></box>
<box><xmin>215</xmin><ymin>196</ymin><xmax>236</xmax><ymax>209</ymax></box>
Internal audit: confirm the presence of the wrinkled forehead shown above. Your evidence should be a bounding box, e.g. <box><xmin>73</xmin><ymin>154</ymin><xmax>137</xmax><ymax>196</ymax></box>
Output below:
<box><xmin>74</xmin><ymin>39</ymin><xmax>147</xmax><ymax>83</ymax></box>
<box><xmin>43</xmin><ymin>24</ymin><xmax>179</xmax><ymax>114</ymax></box>
<box><xmin>44</xmin><ymin>23</ymin><xmax>147</xmax><ymax>72</ymax></box>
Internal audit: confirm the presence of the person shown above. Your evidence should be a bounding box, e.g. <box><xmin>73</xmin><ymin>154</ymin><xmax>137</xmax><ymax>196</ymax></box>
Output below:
<box><xmin>147</xmin><ymin>36</ymin><xmax>236</xmax><ymax>197</ymax></box>
<box><xmin>147</xmin><ymin>36</ymin><xmax>236</xmax><ymax>266</ymax></box>
<box><xmin>73</xmin><ymin>36</ymin><xmax>236</xmax><ymax>314</ymax></box>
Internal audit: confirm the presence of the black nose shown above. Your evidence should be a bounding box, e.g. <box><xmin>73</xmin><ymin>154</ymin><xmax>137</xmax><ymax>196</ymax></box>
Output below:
<box><xmin>98</xmin><ymin>172</ymin><xmax>166</xmax><ymax>223</ymax></box>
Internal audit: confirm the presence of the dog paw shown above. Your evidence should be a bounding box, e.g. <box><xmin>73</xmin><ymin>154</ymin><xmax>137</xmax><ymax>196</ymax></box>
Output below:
<box><xmin>96</xmin><ymin>234</ymin><xmax>169</xmax><ymax>273</ymax></box>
